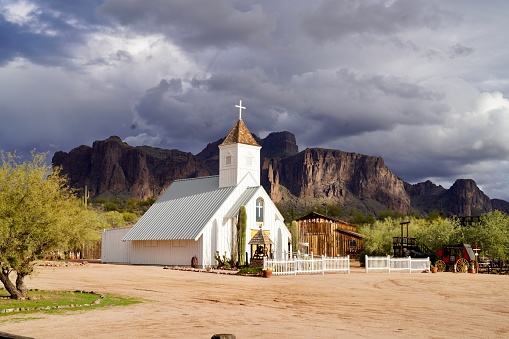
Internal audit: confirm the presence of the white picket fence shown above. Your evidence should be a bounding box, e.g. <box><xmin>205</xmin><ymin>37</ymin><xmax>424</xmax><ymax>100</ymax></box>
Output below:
<box><xmin>263</xmin><ymin>255</ymin><xmax>350</xmax><ymax>275</ymax></box>
<box><xmin>365</xmin><ymin>255</ymin><xmax>430</xmax><ymax>273</ymax></box>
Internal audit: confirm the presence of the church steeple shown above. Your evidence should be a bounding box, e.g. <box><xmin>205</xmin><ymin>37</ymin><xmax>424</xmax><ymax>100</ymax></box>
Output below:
<box><xmin>220</xmin><ymin>119</ymin><xmax>260</xmax><ymax>147</ymax></box>
<box><xmin>218</xmin><ymin>101</ymin><xmax>261</xmax><ymax>188</ymax></box>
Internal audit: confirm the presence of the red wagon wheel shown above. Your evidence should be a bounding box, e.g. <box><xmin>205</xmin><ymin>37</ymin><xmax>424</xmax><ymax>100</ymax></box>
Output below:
<box><xmin>435</xmin><ymin>260</ymin><xmax>446</xmax><ymax>272</ymax></box>
<box><xmin>456</xmin><ymin>258</ymin><xmax>469</xmax><ymax>273</ymax></box>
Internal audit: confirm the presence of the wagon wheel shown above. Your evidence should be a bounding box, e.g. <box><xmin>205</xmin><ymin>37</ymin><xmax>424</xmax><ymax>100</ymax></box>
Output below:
<box><xmin>435</xmin><ymin>260</ymin><xmax>446</xmax><ymax>272</ymax></box>
<box><xmin>456</xmin><ymin>258</ymin><xmax>469</xmax><ymax>273</ymax></box>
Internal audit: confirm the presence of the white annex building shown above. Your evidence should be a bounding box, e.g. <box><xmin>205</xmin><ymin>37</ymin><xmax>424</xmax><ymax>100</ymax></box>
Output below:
<box><xmin>102</xmin><ymin>101</ymin><xmax>292</xmax><ymax>267</ymax></box>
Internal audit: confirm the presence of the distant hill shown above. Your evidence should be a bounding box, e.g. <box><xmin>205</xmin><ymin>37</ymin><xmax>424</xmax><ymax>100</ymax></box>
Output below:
<box><xmin>53</xmin><ymin>133</ymin><xmax>509</xmax><ymax>218</ymax></box>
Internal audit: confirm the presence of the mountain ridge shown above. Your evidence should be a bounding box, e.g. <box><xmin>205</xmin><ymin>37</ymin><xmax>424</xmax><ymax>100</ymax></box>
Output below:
<box><xmin>52</xmin><ymin>132</ymin><xmax>509</xmax><ymax>218</ymax></box>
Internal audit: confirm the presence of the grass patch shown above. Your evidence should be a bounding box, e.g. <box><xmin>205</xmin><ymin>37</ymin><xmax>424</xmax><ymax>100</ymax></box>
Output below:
<box><xmin>0</xmin><ymin>289</ymin><xmax>143</xmax><ymax>317</ymax></box>
<box><xmin>236</xmin><ymin>267</ymin><xmax>262</xmax><ymax>276</ymax></box>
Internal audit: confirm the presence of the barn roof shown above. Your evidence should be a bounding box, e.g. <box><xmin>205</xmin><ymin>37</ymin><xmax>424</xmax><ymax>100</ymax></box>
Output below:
<box><xmin>334</xmin><ymin>228</ymin><xmax>366</xmax><ymax>239</ymax></box>
<box><xmin>123</xmin><ymin>176</ymin><xmax>235</xmax><ymax>241</ymax></box>
<box><xmin>295</xmin><ymin>211</ymin><xmax>356</xmax><ymax>227</ymax></box>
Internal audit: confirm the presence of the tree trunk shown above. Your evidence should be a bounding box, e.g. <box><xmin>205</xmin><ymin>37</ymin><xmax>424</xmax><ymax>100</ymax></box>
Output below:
<box><xmin>0</xmin><ymin>269</ymin><xmax>25</xmax><ymax>299</ymax></box>
<box><xmin>16</xmin><ymin>272</ymin><xmax>28</xmax><ymax>298</ymax></box>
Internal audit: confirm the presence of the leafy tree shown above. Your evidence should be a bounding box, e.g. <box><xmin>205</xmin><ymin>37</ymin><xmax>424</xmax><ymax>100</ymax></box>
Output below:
<box><xmin>358</xmin><ymin>218</ymin><xmax>400</xmax><ymax>256</ymax></box>
<box><xmin>469</xmin><ymin>211</ymin><xmax>509</xmax><ymax>261</ymax></box>
<box><xmin>104</xmin><ymin>211</ymin><xmax>139</xmax><ymax>228</ymax></box>
<box><xmin>426</xmin><ymin>210</ymin><xmax>443</xmax><ymax>221</ymax></box>
<box><xmin>122</xmin><ymin>212</ymin><xmax>138</xmax><ymax>224</ymax></box>
<box><xmin>0</xmin><ymin>151</ymin><xmax>106</xmax><ymax>299</ymax></box>
<box><xmin>351</xmin><ymin>211</ymin><xmax>375</xmax><ymax>226</ymax></box>
<box><xmin>104</xmin><ymin>211</ymin><xmax>125</xmax><ymax>228</ymax></box>
<box><xmin>103</xmin><ymin>201</ymin><xmax>120</xmax><ymax>211</ymax></box>
<box><xmin>414</xmin><ymin>217</ymin><xmax>462</xmax><ymax>252</ymax></box>
<box><xmin>377</xmin><ymin>209</ymin><xmax>404</xmax><ymax>221</ymax></box>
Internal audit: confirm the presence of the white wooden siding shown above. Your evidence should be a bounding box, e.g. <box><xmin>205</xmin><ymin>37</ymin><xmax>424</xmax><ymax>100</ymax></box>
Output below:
<box><xmin>129</xmin><ymin>238</ymin><xmax>203</xmax><ymax>266</ymax></box>
<box><xmin>101</xmin><ymin>227</ymin><xmax>133</xmax><ymax>264</ymax></box>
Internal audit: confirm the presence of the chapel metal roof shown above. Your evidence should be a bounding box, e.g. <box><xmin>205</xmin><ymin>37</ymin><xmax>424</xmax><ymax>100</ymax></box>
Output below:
<box><xmin>224</xmin><ymin>186</ymin><xmax>260</xmax><ymax>218</ymax></box>
<box><xmin>220</xmin><ymin>119</ymin><xmax>260</xmax><ymax>147</ymax></box>
<box><xmin>122</xmin><ymin>176</ymin><xmax>235</xmax><ymax>241</ymax></box>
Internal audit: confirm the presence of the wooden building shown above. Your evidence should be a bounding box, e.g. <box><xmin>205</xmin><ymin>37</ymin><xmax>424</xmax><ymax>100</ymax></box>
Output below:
<box><xmin>295</xmin><ymin>212</ymin><xmax>365</xmax><ymax>259</ymax></box>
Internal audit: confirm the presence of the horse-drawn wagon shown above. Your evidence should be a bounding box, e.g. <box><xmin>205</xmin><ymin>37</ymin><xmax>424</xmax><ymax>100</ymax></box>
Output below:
<box><xmin>434</xmin><ymin>243</ymin><xmax>476</xmax><ymax>273</ymax></box>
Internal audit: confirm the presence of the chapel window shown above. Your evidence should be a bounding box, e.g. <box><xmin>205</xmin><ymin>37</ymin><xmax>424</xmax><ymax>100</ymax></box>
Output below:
<box><xmin>256</xmin><ymin>198</ymin><xmax>264</xmax><ymax>223</ymax></box>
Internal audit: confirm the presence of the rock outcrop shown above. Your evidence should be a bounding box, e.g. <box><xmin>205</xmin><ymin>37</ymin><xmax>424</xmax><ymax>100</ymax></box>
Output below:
<box><xmin>445</xmin><ymin>179</ymin><xmax>493</xmax><ymax>216</ymax></box>
<box><xmin>406</xmin><ymin>179</ymin><xmax>495</xmax><ymax>216</ymax></box>
<box><xmin>196</xmin><ymin>131</ymin><xmax>298</xmax><ymax>175</ymax></box>
<box><xmin>53</xmin><ymin>136</ymin><xmax>210</xmax><ymax>200</ymax></box>
<box><xmin>492</xmin><ymin>199</ymin><xmax>509</xmax><ymax>214</ymax></box>
<box><xmin>53</xmin><ymin>133</ymin><xmax>508</xmax><ymax>217</ymax></box>
<box><xmin>262</xmin><ymin>148</ymin><xmax>410</xmax><ymax>215</ymax></box>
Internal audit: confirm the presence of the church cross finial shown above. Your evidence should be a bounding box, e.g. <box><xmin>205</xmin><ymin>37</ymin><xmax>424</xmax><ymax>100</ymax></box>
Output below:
<box><xmin>235</xmin><ymin>100</ymin><xmax>246</xmax><ymax>120</ymax></box>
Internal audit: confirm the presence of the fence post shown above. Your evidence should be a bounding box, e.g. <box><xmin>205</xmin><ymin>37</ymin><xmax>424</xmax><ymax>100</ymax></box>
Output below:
<box><xmin>322</xmin><ymin>255</ymin><xmax>325</xmax><ymax>275</ymax></box>
<box><xmin>387</xmin><ymin>255</ymin><xmax>391</xmax><ymax>273</ymax></box>
<box><xmin>408</xmin><ymin>256</ymin><xmax>412</xmax><ymax>273</ymax></box>
<box><xmin>365</xmin><ymin>255</ymin><xmax>369</xmax><ymax>273</ymax></box>
<box><xmin>347</xmin><ymin>255</ymin><xmax>350</xmax><ymax>274</ymax></box>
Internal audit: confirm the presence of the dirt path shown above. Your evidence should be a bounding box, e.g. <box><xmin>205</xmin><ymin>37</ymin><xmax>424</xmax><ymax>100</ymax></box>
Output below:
<box><xmin>2</xmin><ymin>263</ymin><xmax>509</xmax><ymax>338</ymax></box>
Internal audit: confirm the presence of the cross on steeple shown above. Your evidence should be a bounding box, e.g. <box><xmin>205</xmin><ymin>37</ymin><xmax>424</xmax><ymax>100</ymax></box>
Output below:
<box><xmin>235</xmin><ymin>100</ymin><xmax>246</xmax><ymax>120</ymax></box>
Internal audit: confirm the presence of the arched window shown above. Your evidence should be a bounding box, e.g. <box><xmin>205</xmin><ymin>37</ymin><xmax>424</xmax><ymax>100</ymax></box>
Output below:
<box><xmin>256</xmin><ymin>198</ymin><xmax>264</xmax><ymax>223</ymax></box>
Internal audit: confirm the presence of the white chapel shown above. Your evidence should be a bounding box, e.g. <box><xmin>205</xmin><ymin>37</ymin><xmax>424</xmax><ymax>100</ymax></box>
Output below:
<box><xmin>101</xmin><ymin>101</ymin><xmax>292</xmax><ymax>267</ymax></box>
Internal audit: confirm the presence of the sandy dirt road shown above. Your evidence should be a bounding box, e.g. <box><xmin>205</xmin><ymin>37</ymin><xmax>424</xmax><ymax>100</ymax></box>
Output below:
<box><xmin>1</xmin><ymin>263</ymin><xmax>508</xmax><ymax>338</ymax></box>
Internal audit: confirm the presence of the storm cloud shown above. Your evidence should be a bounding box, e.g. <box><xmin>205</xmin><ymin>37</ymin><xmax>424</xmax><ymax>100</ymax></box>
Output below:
<box><xmin>1</xmin><ymin>0</ymin><xmax>509</xmax><ymax>201</ymax></box>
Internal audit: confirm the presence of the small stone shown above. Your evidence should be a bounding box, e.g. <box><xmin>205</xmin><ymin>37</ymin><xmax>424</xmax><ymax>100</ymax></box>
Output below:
<box><xmin>211</xmin><ymin>335</ymin><xmax>236</xmax><ymax>339</ymax></box>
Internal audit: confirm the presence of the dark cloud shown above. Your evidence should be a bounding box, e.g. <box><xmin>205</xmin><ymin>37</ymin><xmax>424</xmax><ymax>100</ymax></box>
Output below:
<box><xmin>448</xmin><ymin>43</ymin><xmax>475</xmax><ymax>59</ymax></box>
<box><xmin>1</xmin><ymin>0</ymin><xmax>509</xmax><ymax>201</ymax></box>
<box><xmin>98</xmin><ymin>0</ymin><xmax>277</xmax><ymax>50</ymax></box>
<box><xmin>300</xmin><ymin>0</ymin><xmax>458</xmax><ymax>42</ymax></box>
<box><xmin>0</xmin><ymin>1</ymin><xmax>103</xmax><ymax>68</ymax></box>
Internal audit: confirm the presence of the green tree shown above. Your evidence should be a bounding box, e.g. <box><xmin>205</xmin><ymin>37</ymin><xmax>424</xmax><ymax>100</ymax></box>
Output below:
<box><xmin>470</xmin><ymin>211</ymin><xmax>509</xmax><ymax>260</ymax></box>
<box><xmin>414</xmin><ymin>217</ymin><xmax>461</xmax><ymax>252</ymax></box>
<box><xmin>103</xmin><ymin>211</ymin><xmax>139</xmax><ymax>228</ymax></box>
<box><xmin>0</xmin><ymin>151</ymin><xmax>106</xmax><ymax>299</ymax></box>
<box><xmin>358</xmin><ymin>218</ymin><xmax>400</xmax><ymax>256</ymax></box>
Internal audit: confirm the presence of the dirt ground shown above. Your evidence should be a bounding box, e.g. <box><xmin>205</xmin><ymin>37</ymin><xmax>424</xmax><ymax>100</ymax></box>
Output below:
<box><xmin>1</xmin><ymin>262</ymin><xmax>508</xmax><ymax>339</ymax></box>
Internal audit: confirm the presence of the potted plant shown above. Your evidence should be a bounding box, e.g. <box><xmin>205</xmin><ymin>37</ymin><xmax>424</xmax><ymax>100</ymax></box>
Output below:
<box><xmin>262</xmin><ymin>267</ymin><xmax>273</xmax><ymax>278</ymax></box>
<box><xmin>430</xmin><ymin>263</ymin><xmax>438</xmax><ymax>273</ymax></box>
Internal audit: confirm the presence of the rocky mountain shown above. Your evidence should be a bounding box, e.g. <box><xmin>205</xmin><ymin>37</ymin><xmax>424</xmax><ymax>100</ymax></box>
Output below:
<box><xmin>53</xmin><ymin>133</ymin><xmax>508</xmax><ymax>218</ymax></box>
<box><xmin>491</xmin><ymin>199</ymin><xmax>509</xmax><ymax>215</ymax></box>
<box><xmin>196</xmin><ymin>131</ymin><xmax>298</xmax><ymax>174</ymax></box>
<box><xmin>53</xmin><ymin>136</ymin><xmax>209</xmax><ymax>200</ymax></box>
<box><xmin>262</xmin><ymin>148</ymin><xmax>409</xmax><ymax>215</ymax></box>
<box><xmin>405</xmin><ymin>179</ymin><xmax>497</xmax><ymax>216</ymax></box>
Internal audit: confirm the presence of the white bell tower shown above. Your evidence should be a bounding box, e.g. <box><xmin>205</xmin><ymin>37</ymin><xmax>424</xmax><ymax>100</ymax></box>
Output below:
<box><xmin>218</xmin><ymin>100</ymin><xmax>261</xmax><ymax>188</ymax></box>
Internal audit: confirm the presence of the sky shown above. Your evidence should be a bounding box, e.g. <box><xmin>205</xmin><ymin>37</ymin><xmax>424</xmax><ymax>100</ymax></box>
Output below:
<box><xmin>1</xmin><ymin>0</ymin><xmax>509</xmax><ymax>201</ymax></box>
